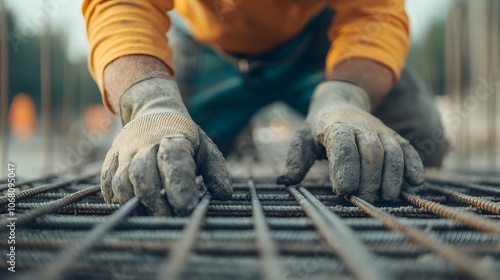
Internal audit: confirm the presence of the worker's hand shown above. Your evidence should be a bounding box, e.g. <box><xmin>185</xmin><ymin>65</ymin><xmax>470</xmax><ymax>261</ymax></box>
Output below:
<box><xmin>101</xmin><ymin>78</ymin><xmax>232</xmax><ymax>215</ymax></box>
<box><xmin>277</xmin><ymin>81</ymin><xmax>424</xmax><ymax>203</ymax></box>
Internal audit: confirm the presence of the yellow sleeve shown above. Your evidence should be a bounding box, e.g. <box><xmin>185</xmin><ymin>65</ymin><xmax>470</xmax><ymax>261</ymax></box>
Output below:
<box><xmin>327</xmin><ymin>0</ymin><xmax>410</xmax><ymax>81</ymax></box>
<box><xmin>82</xmin><ymin>0</ymin><xmax>174</xmax><ymax>110</ymax></box>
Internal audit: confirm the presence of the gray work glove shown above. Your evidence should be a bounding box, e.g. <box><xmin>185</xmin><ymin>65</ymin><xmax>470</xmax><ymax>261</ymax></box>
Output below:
<box><xmin>277</xmin><ymin>81</ymin><xmax>424</xmax><ymax>203</ymax></box>
<box><xmin>101</xmin><ymin>77</ymin><xmax>232</xmax><ymax>215</ymax></box>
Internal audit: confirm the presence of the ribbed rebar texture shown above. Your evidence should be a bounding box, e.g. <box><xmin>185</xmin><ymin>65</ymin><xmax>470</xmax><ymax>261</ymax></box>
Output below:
<box><xmin>1</xmin><ymin>170</ymin><xmax>499</xmax><ymax>280</ymax></box>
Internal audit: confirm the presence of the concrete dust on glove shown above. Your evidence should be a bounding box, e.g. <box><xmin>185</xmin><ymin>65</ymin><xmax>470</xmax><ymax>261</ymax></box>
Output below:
<box><xmin>101</xmin><ymin>78</ymin><xmax>232</xmax><ymax>216</ymax></box>
<box><xmin>277</xmin><ymin>81</ymin><xmax>425</xmax><ymax>203</ymax></box>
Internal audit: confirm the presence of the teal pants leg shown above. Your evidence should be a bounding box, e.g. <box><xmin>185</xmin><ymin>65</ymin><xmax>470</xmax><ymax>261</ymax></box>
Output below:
<box><xmin>171</xmin><ymin>38</ymin><xmax>265</xmax><ymax>153</ymax></box>
<box><xmin>168</xmin><ymin>10</ymin><xmax>449</xmax><ymax>165</ymax></box>
<box><xmin>169</xmin><ymin>10</ymin><xmax>331</xmax><ymax>154</ymax></box>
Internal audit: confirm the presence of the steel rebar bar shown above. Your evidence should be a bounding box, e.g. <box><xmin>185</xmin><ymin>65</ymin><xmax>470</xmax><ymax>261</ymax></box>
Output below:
<box><xmin>29</xmin><ymin>215</ymin><xmax>467</xmax><ymax>231</ymax></box>
<box><xmin>41</xmin><ymin>0</ymin><xmax>53</xmax><ymax>175</ymax></box>
<box><xmin>0</xmin><ymin>174</ymin><xmax>57</xmax><ymax>192</ymax></box>
<box><xmin>426</xmin><ymin>184</ymin><xmax>500</xmax><ymax>214</ymax></box>
<box><xmin>289</xmin><ymin>186</ymin><xmax>390</xmax><ymax>280</ymax></box>
<box><xmin>427</xmin><ymin>178</ymin><xmax>500</xmax><ymax>196</ymax></box>
<box><xmin>249</xmin><ymin>180</ymin><xmax>285</xmax><ymax>280</ymax></box>
<box><xmin>15</xmin><ymin>201</ymin><xmax>485</xmax><ymax>218</ymax></box>
<box><xmin>348</xmin><ymin>195</ymin><xmax>499</xmax><ymax>280</ymax></box>
<box><xmin>0</xmin><ymin>173</ymin><xmax>97</xmax><ymax>206</ymax></box>
<box><xmin>402</xmin><ymin>191</ymin><xmax>500</xmax><ymax>234</ymax></box>
<box><xmin>11</xmin><ymin>228</ymin><xmax>497</xmax><ymax>245</ymax></box>
<box><xmin>156</xmin><ymin>195</ymin><xmax>210</xmax><ymax>280</ymax></box>
<box><xmin>0</xmin><ymin>185</ymin><xmax>99</xmax><ymax>228</ymax></box>
<box><xmin>39</xmin><ymin>197</ymin><xmax>139</xmax><ymax>280</ymax></box>
<box><xmin>0</xmin><ymin>0</ymin><xmax>9</xmax><ymax>179</ymax></box>
<box><xmin>486</xmin><ymin>0</ymin><xmax>498</xmax><ymax>172</ymax></box>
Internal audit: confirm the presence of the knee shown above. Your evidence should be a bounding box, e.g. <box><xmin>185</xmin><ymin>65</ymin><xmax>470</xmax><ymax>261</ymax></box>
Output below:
<box><xmin>409</xmin><ymin>125</ymin><xmax>451</xmax><ymax>167</ymax></box>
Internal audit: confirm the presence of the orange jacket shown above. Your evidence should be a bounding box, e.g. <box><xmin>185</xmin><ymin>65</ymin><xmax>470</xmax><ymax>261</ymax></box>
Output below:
<box><xmin>83</xmin><ymin>0</ymin><xmax>410</xmax><ymax>110</ymax></box>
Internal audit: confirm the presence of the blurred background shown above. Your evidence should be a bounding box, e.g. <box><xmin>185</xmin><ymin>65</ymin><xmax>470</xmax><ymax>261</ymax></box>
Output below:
<box><xmin>0</xmin><ymin>0</ymin><xmax>499</xmax><ymax>180</ymax></box>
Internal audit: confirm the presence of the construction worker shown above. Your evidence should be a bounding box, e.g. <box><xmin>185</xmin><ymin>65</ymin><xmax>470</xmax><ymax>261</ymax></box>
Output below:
<box><xmin>83</xmin><ymin>0</ymin><xmax>449</xmax><ymax>215</ymax></box>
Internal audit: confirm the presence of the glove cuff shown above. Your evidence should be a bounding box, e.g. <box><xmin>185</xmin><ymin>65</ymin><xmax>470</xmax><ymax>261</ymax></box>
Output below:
<box><xmin>313</xmin><ymin>80</ymin><xmax>372</xmax><ymax>112</ymax></box>
<box><xmin>119</xmin><ymin>77</ymin><xmax>189</xmax><ymax>125</ymax></box>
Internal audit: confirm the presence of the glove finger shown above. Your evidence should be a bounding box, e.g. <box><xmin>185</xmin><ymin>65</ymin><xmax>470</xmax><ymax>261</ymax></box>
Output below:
<box><xmin>101</xmin><ymin>154</ymin><xmax>118</xmax><ymax>204</ymax></box>
<box><xmin>157</xmin><ymin>137</ymin><xmax>199</xmax><ymax>216</ymax></box>
<box><xmin>196</xmin><ymin>128</ymin><xmax>232</xmax><ymax>200</ymax></box>
<box><xmin>276</xmin><ymin>125</ymin><xmax>319</xmax><ymax>185</ymax></box>
<box><xmin>324</xmin><ymin>124</ymin><xmax>360</xmax><ymax>195</ymax></box>
<box><xmin>396</xmin><ymin>135</ymin><xmax>425</xmax><ymax>186</ymax></box>
<box><xmin>129</xmin><ymin>145</ymin><xmax>173</xmax><ymax>216</ymax></box>
<box><xmin>355</xmin><ymin>131</ymin><xmax>384</xmax><ymax>203</ymax></box>
<box><xmin>379</xmin><ymin>134</ymin><xmax>404</xmax><ymax>201</ymax></box>
<box><xmin>111</xmin><ymin>162</ymin><xmax>135</xmax><ymax>204</ymax></box>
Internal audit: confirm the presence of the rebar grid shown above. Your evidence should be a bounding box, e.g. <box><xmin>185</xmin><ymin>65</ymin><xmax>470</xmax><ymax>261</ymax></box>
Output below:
<box><xmin>39</xmin><ymin>197</ymin><xmax>139</xmax><ymax>280</ymax></box>
<box><xmin>0</xmin><ymin>173</ymin><xmax>97</xmax><ymax>206</ymax></box>
<box><xmin>425</xmin><ymin>183</ymin><xmax>500</xmax><ymax>214</ymax></box>
<box><xmin>0</xmin><ymin>184</ymin><xmax>100</xmax><ymax>229</ymax></box>
<box><xmin>348</xmin><ymin>195</ymin><xmax>499</xmax><ymax>280</ymax></box>
<box><xmin>0</xmin><ymin>169</ymin><xmax>499</xmax><ymax>280</ymax></box>
<box><xmin>402</xmin><ymin>191</ymin><xmax>500</xmax><ymax>233</ymax></box>
<box><xmin>289</xmin><ymin>186</ymin><xmax>388</xmax><ymax>280</ymax></box>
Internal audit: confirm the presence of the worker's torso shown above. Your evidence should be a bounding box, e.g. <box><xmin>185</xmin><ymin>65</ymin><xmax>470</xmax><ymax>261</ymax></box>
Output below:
<box><xmin>175</xmin><ymin>0</ymin><xmax>328</xmax><ymax>55</ymax></box>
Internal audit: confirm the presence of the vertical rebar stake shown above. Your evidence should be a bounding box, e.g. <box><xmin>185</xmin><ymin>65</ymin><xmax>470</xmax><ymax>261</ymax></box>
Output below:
<box><xmin>0</xmin><ymin>0</ymin><xmax>9</xmax><ymax>178</ymax></box>
<box><xmin>487</xmin><ymin>0</ymin><xmax>499</xmax><ymax>172</ymax></box>
<box><xmin>41</xmin><ymin>0</ymin><xmax>53</xmax><ymax>175</ymax></box>
<box><xmin>61</xmin><ymin>35</ymin><xmax>74</xmax><ymax>165</ymax></box>
<box><xmin>460</xmin><ymin>0</ymin><xmax>471</xmax><ymax>170</ymax></box>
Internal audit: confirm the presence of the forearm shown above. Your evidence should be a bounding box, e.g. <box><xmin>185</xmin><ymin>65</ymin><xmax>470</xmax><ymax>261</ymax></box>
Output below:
<box><xmin>103</xmin><ymin>55</ymin><xmax>173</xmax><ymax>114</ymax></box>
<box><xmin>83</xmin><ymin>0</ymin><xmax>174</xmax><ymax>112</ymax></box>
<box><xmin>327</xmin><ymin>58</ymin><xmax>394</xmax><ymax>108</ymax></box>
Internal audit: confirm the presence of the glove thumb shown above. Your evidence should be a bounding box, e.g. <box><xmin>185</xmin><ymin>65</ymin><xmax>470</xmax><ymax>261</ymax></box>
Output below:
<box><xmin>196</xmin><ymin>128</ymin><xmax>233</xmax><ymax>200</ymax></box>
<box><xmin>277</xmin><ymin>125</ymin><xmax>321</xmax><ymax>185</ymax></box>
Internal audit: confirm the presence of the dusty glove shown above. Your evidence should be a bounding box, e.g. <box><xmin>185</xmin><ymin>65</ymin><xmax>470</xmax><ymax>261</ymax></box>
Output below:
<box><xmin>101</xmin><ymin>77</ymin><xmax>232</xmax><ymax>215</ymax></box>
<box><xmin>277</xmin><ymin>81</ymin><xmax>424</xmax><ymax>203</ymax></box>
